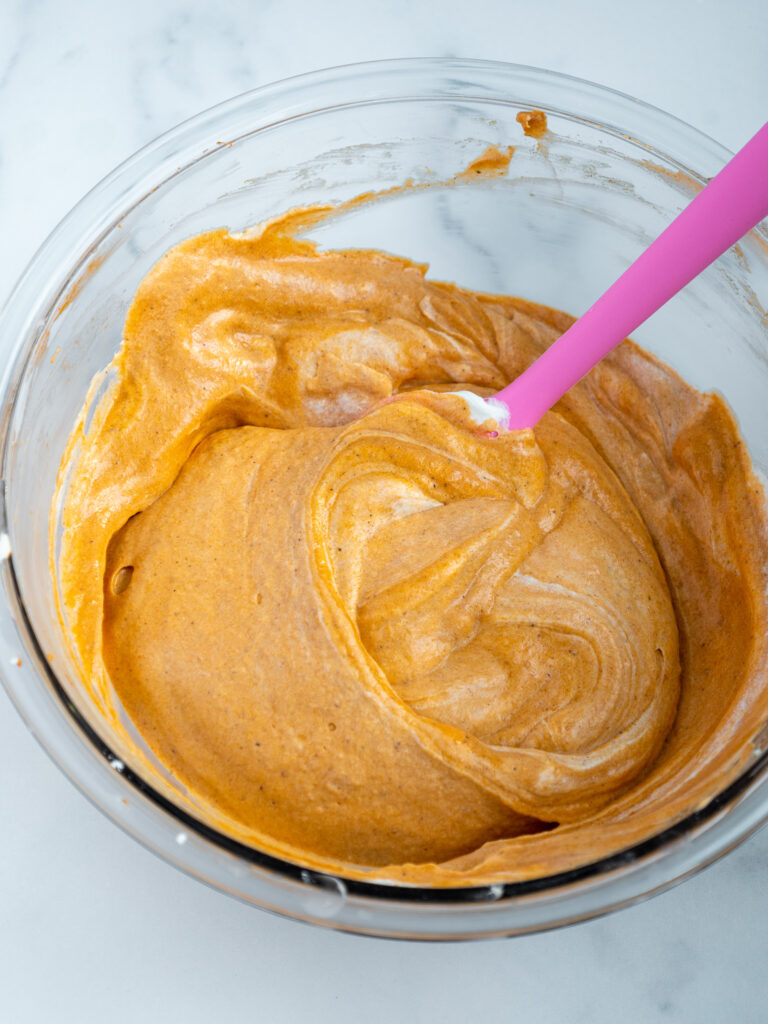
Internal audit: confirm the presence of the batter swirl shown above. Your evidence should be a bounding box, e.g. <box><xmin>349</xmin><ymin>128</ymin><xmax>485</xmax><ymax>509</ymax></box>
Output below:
<box><xmin>56</xmin><ymin>206</ymin><xmax>768</xmax><ymax>883</ymax></box>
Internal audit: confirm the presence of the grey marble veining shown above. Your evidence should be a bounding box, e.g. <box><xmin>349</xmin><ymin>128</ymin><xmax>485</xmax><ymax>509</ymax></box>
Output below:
<box><xmin>1</xmin><ymin>2</ymin><xmax>768</xmax><ymax>1021</ymax></box>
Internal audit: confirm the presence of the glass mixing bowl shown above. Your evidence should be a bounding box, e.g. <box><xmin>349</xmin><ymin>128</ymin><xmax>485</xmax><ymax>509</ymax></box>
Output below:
<box><xmin>1</xmin><ymin>59</ymin><xmax>768</xmax><ymax>940</ymax></box>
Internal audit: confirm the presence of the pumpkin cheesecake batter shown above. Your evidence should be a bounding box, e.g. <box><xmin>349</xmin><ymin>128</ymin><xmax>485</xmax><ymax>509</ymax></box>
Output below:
<box><xmin>56</xmin><ymin>204</ymin><xmax>768</xmax><ymax>885</ymax></box>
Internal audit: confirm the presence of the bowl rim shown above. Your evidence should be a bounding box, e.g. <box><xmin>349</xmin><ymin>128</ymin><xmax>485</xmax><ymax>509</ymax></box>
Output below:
<box><xmin>1</xmin><ymin>56</ymin><xmax>767</xmax><ymax>939</ymax></box>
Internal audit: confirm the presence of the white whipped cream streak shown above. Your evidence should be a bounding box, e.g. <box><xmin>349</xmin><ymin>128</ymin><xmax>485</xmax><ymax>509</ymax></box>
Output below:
<box><xmin>452</xmin><ymin>390</ymin><xmax>511</xmax><ymax>430</ymax></box>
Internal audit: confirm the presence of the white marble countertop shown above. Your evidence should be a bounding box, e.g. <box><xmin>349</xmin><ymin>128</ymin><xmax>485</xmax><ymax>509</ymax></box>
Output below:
<box><xmin>1</xmin><ymin>1</ymin><xmax>767</xmax><ymax>1020</ymax></box>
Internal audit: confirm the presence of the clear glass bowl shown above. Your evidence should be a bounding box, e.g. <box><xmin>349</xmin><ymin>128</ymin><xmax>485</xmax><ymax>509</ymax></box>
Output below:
<box><xmin>1</xmin><ymin>58</ymin><xmax>768</xmax><ymax>940</ymax></box>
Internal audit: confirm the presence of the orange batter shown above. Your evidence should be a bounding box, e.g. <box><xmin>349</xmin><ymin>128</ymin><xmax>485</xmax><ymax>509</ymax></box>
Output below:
<box><xmin>55</xmin><ymin>203</ymin><xmax>768</xmax><ymax>885</ymax></box>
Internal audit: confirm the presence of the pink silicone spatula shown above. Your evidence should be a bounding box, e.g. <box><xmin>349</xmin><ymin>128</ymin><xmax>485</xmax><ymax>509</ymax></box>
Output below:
<box><xmin>468</xmin><ymin>120</ymin><xmax>768</xmax><ymax>432</ymax></box>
